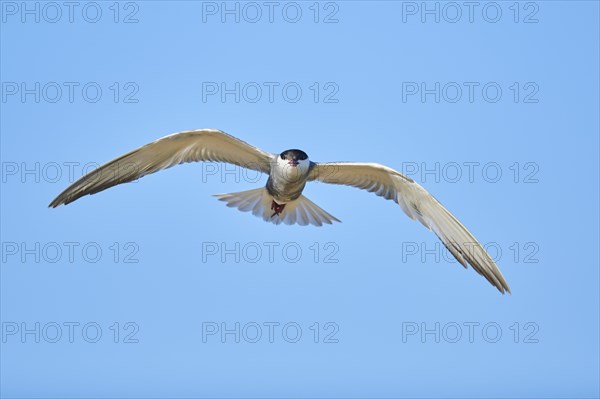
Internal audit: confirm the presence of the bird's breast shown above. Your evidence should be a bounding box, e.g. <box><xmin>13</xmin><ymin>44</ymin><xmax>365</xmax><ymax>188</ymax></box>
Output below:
<box><xmin>266</xmin><ymin>166</ymin><xmax>308</xmax><ymax>202</ymax></box>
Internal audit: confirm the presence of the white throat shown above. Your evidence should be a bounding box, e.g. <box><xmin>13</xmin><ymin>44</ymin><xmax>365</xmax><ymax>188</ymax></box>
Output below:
<box><xmin>274</xmin><ymin>156</ymin><xmax>310</xmax><ymax>182</ymax></box>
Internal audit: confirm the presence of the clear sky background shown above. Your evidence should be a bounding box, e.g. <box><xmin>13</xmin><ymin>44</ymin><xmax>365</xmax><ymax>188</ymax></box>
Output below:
<box><xmin>1</xmin><ymin>1</ymin><xmax>599</xmax><ymax>398</ymax></box>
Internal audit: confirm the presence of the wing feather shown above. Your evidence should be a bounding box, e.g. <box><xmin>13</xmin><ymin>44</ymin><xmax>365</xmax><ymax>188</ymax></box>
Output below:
<box><xmin>49</xmin><ymin>129</ymin><xmax>274</xmax><ymax>207</ymax></box>
<box><xmin>309</xmin><ymin>162</ymin><xmax>510</xmax><ymax>294</ymax></box>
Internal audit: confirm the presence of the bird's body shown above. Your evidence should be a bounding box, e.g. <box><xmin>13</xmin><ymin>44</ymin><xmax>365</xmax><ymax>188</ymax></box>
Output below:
<box><xmin>266</xmin><ymin>150</ymin><xmax>310</xmax><ymax>203</ymax></box>
<box><xmin>50</xmin><ymin>129</ymin><xmax>510</xmax><ymax>293</ymax></box>
<box><xmin>213</xmin><ymin>148</ymin><xmax>339</xmax><ymax>225</ymax></box>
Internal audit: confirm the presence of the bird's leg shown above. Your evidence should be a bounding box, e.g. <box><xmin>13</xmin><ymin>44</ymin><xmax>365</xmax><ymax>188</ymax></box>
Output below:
<box><xmin>271</xmin><ymin>200</ymin><xmax>286</xmax><ymax>218</ymax></box>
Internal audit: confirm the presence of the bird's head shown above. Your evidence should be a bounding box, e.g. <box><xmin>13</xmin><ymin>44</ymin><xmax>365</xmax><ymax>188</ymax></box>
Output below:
<box><xmin>279</xmin><ymin>149</ymin><xmax>309</xmax><ymax>167</ymax></box>
<box><xmin>277</xmin><ymin>149</ymin><xmax>310</xmax><ymax>179</ymax></box>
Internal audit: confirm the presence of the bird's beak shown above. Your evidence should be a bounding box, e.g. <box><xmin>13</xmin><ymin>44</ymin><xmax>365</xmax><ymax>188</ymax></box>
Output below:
<box><xmin>288</xmin><ymin>160</ymin><xmax>299</xmax><ymax>166</ymax></box>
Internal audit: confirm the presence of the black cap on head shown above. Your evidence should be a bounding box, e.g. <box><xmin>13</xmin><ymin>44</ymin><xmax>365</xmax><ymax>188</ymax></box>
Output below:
<box><xmin>280</xmin><ymin>149</ymin><xmax>308</xmax><ymax>161</ymax></box>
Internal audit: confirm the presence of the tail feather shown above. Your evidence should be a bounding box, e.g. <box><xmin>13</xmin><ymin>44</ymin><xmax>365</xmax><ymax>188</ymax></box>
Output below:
<box><xmin>213</xmin><ymin>188</ymin><xmax>340</xmax><ymax>227</ymax></box>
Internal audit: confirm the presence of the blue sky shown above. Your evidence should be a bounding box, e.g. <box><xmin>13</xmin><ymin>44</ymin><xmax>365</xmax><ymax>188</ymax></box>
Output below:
<box><xmin>1</xmin><ymin>1</ymin><xmax>599</xmax><ymax>397</ymax></box>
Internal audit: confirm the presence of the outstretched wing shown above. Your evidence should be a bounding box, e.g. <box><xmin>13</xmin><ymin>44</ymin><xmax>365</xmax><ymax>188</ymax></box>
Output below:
<box><xmin>309</xmin><ymin>162</ymin><xmax>510</xmax><ymax>294</ymax></box>
<box><xmin>49</xmin><ymin>129</ymin><xmax>274</xmax><ymax>207</ymax></box>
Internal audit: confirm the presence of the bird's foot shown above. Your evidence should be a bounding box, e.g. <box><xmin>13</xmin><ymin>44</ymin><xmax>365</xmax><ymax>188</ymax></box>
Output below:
<box><xmin>271</xmin><ymin>200</ymin><xmax>286</xmax><ymax>218</ymax></box>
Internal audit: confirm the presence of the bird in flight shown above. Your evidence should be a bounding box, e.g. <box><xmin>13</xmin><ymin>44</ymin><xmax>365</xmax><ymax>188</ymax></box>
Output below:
<box><xmin>49</xmin><ymin>129</ymin><xmax>510</xmax><ymax>293</ymax></box>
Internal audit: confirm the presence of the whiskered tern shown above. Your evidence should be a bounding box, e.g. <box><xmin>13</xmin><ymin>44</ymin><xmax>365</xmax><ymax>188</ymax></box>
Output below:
<box><xmin>50</xmin><ymin>129</ymin><xmax>510</xmax><ymax>293</ymax></box>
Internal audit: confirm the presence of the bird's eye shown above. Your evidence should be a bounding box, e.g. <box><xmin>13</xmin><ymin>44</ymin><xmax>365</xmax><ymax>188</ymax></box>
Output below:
<box><xmin>280</xmin><ymin>153</ymin><xmax>286</xmax><ymax>159</ymax></box>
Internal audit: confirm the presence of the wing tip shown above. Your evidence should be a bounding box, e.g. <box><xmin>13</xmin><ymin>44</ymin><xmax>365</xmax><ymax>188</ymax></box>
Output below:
<box><xmin>49</xmin><ymin>193</ymin><xmax>77</xmax><ymax>208</ymax></box>
<box><xmin>48</xmin><ymin>198</ymin><xmax>63</xmax><ymax>208</ymax></box>
<box><xmin>497</xmin><ymin>287</ymin><xmax>511</xmax><ymax>295</ymax></box>
<box><xmin>497</xmin><ymin>280</ymin><xmax>512</xmax><ymax>295</ymax></box>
